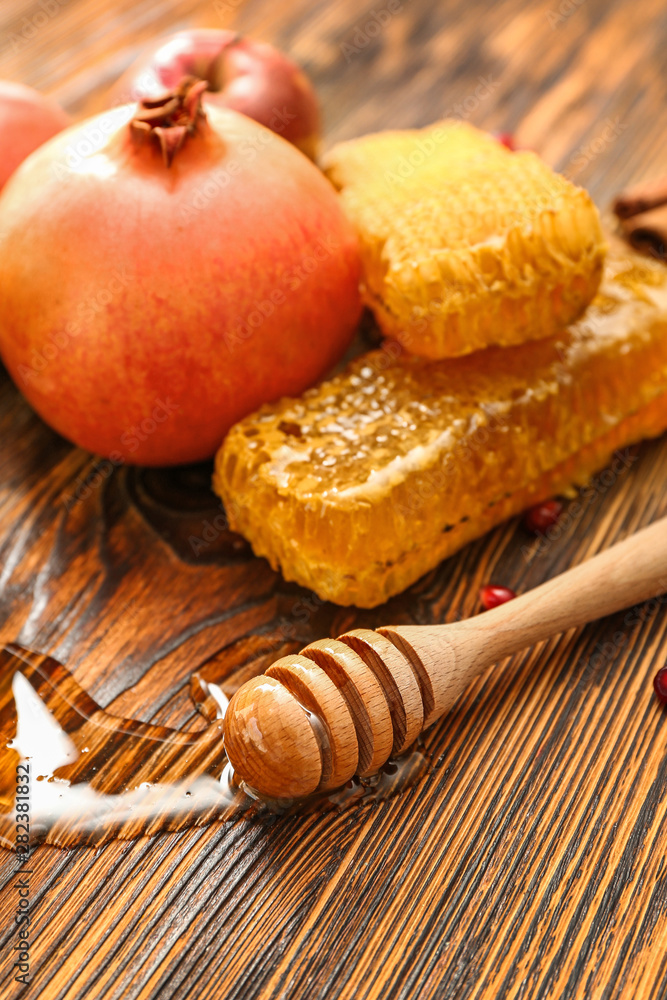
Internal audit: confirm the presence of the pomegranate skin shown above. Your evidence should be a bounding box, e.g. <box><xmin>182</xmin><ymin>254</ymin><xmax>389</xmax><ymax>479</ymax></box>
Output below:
<box><xmin>654</xmin><ymin>666</ymin><xmax>667</xmax><ymax>706</ymax></box>
<box><xmin>0</xmin><ymin>103</ymin><xmax>362</xmax><ymax>466</ymax></box>
<box><xmin>111</xmin><ymin>29</ymin><xmax>321</xmax><ymax>160</ymax></box>
<box><xmin>0</xmin><ymin>80</ymin><xmax>69</xmax><ymax>191</ymax></box>
<box><xmin>479</xmin><ymin>585</ymin><xmax>516</xmax><ymax>611</ymax></box>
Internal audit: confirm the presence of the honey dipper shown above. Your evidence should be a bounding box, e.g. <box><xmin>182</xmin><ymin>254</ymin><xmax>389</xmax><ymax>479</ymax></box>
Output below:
<box><xmin>224</xmin><ymin>517</ymin><xmax>667</xmax><ymax>800</ymax></box>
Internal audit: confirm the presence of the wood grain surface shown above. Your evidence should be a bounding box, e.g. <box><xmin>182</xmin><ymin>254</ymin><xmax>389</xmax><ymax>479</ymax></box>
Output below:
<box><xmin>1</xmin><ymin>0</ymin><xmax>667</xmax><ymax>998</ymax></box>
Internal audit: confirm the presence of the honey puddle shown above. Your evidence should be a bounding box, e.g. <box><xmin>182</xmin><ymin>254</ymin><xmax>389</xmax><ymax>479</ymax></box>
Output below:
<box><xmin>0</xmin><ymin>644</ymin><xmax>431</xmax><ymax>849</ymax></box>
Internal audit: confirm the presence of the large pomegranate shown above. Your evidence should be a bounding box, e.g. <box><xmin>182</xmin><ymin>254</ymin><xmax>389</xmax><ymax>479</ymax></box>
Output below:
<box><xmin>0</xmin><ymin>80</ymin><xmax>69</xmax><ymax>191</ymax></box>
<box><xmin>0</xmin><ymin>80</ymin><xmax>361</xmax><ymax>466</ymax></box>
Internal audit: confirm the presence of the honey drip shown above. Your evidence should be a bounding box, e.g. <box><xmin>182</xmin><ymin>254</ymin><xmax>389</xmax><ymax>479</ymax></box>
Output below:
<box><xmin>0</xmin><ymin>644</ymin><xmax>430</xmax><ymax>850</ymax></box>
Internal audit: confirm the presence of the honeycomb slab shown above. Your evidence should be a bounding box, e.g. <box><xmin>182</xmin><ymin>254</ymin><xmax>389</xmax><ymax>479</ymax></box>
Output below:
<box><xmin>323</xmin><ymin>121</ymin><xmax>606</xmax><ymax>359</ymax></box>
<box><xmin>214</xmin><ymin>250</ymin><xmax>667</xmax><ymax>608</ymax></box>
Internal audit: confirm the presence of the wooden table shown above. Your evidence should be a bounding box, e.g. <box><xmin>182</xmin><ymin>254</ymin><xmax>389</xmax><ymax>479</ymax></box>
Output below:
<box><xmin>1</xmin><ymin>0</ymin><xmax>667</xmax><ymax>997</ymax></box>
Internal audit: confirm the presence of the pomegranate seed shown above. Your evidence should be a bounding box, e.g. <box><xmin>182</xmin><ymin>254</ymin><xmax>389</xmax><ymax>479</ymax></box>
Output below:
<box><xmin>479</xmin><ymin>584</ymin><xmax>516</xmax><ymax>611</ymax></box>
<box><xmin>523</xmin><ymin>499</ymin><xmax>563</xmax><ymax>534</ymax></box>
<box><xmin>653</xmin><ymin>666</ymin><xmax>667</xmax><ymax>705</ymax></box>
<box><xmin>495</xmin><ymin>132</ymin><xmax>516</xmax><ymax>151</ymax></box>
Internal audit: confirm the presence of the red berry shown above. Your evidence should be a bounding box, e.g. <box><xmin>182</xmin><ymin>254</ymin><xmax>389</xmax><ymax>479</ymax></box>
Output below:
<box><xmin>653</xmin><ymin>666</ymin><xmax>667</xmax><ymax>705</ymax></box>
<box><xmin>495</xmin><ymin>132</ymin><xmax>516</xmax><ymax>151</ymax></box>
<box><xmin>479</xmin><ymin>584</ymin><xmax>516</xmax><ymax>611</ymax></box>
<box><xmin>523</xmin><ymin>499</ymin><xmax>563</xmax><ymax>535</ymax></box>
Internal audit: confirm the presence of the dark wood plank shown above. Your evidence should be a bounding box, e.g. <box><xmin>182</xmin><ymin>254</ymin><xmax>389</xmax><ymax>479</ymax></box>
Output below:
<box><xmin>1</xmin><ymin>0</ymin><xmax>667</xmax><ymax>997</ymax></box>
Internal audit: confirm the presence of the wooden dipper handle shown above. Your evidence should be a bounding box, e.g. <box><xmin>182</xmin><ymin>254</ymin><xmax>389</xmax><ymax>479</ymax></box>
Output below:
<box><xmin>224</xmin><ymin>517</ymin><xmax>667</xmax><ymax>799</ymax></box>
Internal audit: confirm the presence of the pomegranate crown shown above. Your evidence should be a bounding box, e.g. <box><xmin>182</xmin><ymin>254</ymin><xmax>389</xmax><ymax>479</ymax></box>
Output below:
<box><xmin>130</xmin><ymin>76</ymin><xmax>208</xmax><ymax>167</ymax></box>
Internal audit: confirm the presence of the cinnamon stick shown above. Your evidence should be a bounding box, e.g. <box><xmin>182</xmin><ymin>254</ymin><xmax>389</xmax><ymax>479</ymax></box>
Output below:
<box><xmin>617</xmin><ymin>205</ymin><xmax>667</xmax><ymax>261</ymax></box>
<box><xmin>612</xmin><ymin>176</ymin><xmax>667</xmax><ymax>219</ymax></box>
<box><xmin>612</xmin><ymin>175</ymin><xmax>667</xmax><ymax>261</ymax></box>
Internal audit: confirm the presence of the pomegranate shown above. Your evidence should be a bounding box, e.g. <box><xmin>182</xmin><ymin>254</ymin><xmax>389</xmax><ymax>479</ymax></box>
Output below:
<box><xmin>0</xmin><ymin>80</ymin><xmax>69</xmax><ymax>191</ymax></box>
<box><xmin>0</xmin><ymin>79</ymin><xmax>361</xmax><ymax>466</ymax></box>
<box><xmin>479</xmin><ymin>585</ymin><xmax>516</xmax><ymax>611</ymax></box>
<box><xmin>523</xmin><ymin>499</ymin><xmax>563</xmax><ymax>534</ymax></box>
<box><xmin>653</xmin><ymin>666</ymin><xmax>667</xmax><ymax>706</ymax></box>
<box><xmin>494</xmin><ymin>132</ymin><xmax>516</xmax><ymax>151</ymax></box>
<box><xmin>111</xmin><ymin>29</ymin><xmax>321</xmax><ymax>160</ymax></box>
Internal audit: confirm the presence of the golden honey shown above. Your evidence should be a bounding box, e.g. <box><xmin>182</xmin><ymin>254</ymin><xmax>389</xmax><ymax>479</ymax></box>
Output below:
<box><xmin>0</xmin><ymin>645</ymin><xmax>428</xmax><ymax>847</ymax></box>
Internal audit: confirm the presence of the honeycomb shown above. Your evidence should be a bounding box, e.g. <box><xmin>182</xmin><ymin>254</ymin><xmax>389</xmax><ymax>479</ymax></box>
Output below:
<box><xmin>214</xmin><ymin>249</ymin><xmax>667</xmax><ymax>608</ymax></box>
<box><xmin>323</xmin><ymin>121</ymin><xmax>606</xmax><ymax>359</ymax></box>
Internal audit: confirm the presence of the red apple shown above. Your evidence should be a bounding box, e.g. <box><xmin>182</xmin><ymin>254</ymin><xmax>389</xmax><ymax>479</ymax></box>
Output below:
<box><xmin>0</xmin><ymin>81</ymin><xmax>69</xmax><ymax>191</ymax></box>
<box><xmin>111</xmin><ymin>29</ymin><xmax>321</xmax><ymax>160</ymax></box>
